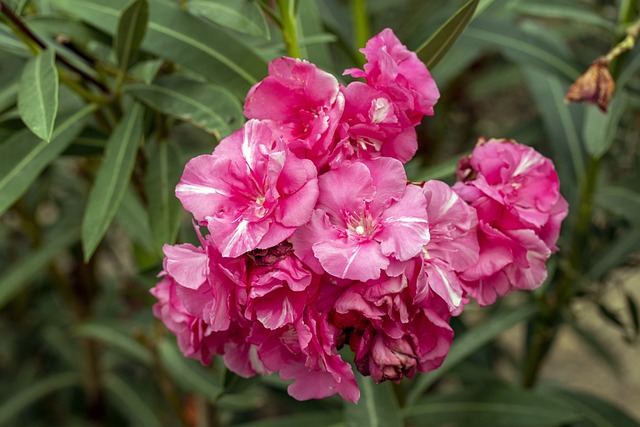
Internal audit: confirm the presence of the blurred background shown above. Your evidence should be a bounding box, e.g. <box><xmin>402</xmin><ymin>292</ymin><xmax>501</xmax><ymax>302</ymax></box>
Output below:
<box><xmin>0</xmin><ymin>0</ymin><xmax>639</xmax><ymax>425</ymax></box>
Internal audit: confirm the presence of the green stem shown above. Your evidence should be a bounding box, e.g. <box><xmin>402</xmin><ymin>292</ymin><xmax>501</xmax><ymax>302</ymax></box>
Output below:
<box><xmin>351</xmin><ymin>0</ymin><xmax>370</xmax><ymax>64</ymax></box>
<box><xmin>276</xmin><ymin>0</ymin><xmax>301</xmax><ymax>58</ymax></box>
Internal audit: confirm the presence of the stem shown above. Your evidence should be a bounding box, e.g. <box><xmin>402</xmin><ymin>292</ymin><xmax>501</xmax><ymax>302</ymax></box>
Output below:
<box><xmin>351</xmin><ymin>0</ymin><xmax>370</xmax><ymax>64</ymax></box>
<box><xmin>276</xmin><ymin>0</ymin><xmax>301</xmax><ymax>58</ymax></box>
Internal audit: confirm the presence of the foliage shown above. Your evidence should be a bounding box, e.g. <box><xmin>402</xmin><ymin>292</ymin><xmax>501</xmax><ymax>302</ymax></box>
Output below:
<box><xmin>1</xmin><ymin>0</ymin><xmax>639</xmax><ymax>425</ymax></box>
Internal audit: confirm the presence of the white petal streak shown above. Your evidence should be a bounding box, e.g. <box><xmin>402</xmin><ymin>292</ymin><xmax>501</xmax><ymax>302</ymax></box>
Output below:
<box><xmin>176</xmin><ymin>183</ymin><xmax>227</xmax><ymax>196</ymax></box>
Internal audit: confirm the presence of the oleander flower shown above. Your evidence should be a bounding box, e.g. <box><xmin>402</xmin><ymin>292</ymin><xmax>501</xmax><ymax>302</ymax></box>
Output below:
<box><xmin>329</xmin><ymin>82</ymin><xmax>417</xmax><ymax>166</ymax></box>
<box><xmin>244</xmin><ymin>57</ymin><xmax>345</xmax><ymax>169</ymax></box>
<box><xmin>344</xmin><ymin>28</ymin><xmax>440</xmax><ymax>124</ymax></box>
<box><xmin>291</xmin><ymin>157</ymin><xmax>430</xmax><ymax>282</ymax></box>
<box><xmin>175</xmin><ymin>119</ymin><xmax>319</xmax><ymax>258</ymax></box>
<box><xmin>453</xmin><ymin>138</ymin><xmax>568</xmax><ymax>305</ymax></box>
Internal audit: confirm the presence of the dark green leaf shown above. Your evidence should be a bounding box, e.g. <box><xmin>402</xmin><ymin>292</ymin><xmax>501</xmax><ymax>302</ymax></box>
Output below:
<box><xmin>157</xmin><ymin>339</ymin><xmax>222</xmax><ymax>401</ymax></box>
<box><xmin>404</xmin><ymin>387</ymin><xmax>581</xmax><ymax>426</ymax></box>
<box><xmin>189</xmin><ymin>0</ymin><xmax>269</xmax><ymax>38</ymax></box>
<box><xmin>75</xmin><ymin>322</ymin><xmax>152</xmax><ymax>365</ymax></box>
<box><xmin>0</xmin><ymin>372</ymin><xmax>82</xmax><ymax>425</ymax></box>
<box><xmin>416</xmin><ymin>0</ymin><xmax>479</xmax><ymax>69</ymax></box>
<box><xmin>513</xmin><ymin>3</ymin><xmax>617</xmax><ymax>32</ymax></box>
<box><xmin>145</xmin><ymin>138</ymin><xmax>182</xmax><ymax>254</ymax></box>
<box><xmin>51</xmin><ymin>0</ymin><xmax>268</xmax><ymax>97</ymax></box>
<box><xmin>344</xmin><ymin>373</ymin><xmax>403</xmax><ymax>427</ymax></box>
<box><xmin>597</xmin><ymin>303</ymin><xmax>626</xmax><ymax>330</ymax></box>
<box><xmin>17</xmin><ymin>48</ymin><xmax>59</xmax><ymax>142</ymax></box>
<box><xmin>587</xmin><ymin>229</ymin><xmax>640</xmax><ymax>280</ymax></box>
<box><xmin>129</xmin><ymin>59</ymin><xmax>164</xmax><ymax>84</ymax></box>
<box><xmin>0</xmin><ymin>105</ymin><xmax>93</xmax><ymax>215</ymax></box>
<box><xmin>549</xmin><ymin>389</ymin><xmax>640</xmax><ymax>427</ymax></box>
<box><xmin>115</xmin><ymin>0</ymin><xmax>149</xmax><ymax>71</ymax></box>
<box><xmin>126</xmin><ymin>75</ymin><xmax>242</xmax><ymax>138</ymax></box>
<box><xmin>0</xmin><ymin>78</ymin><xmax>18</xmax><ymax>113</ymax></box>
<box><xmin>81</xmin><ymin>102</ymin><xmax>144</xmax><ymax>261</ymax></box>
<box><xmin>594</xmin><ymin>186</ymin><xmax>640</xmax><ymax>225</ymax></box>
<box><xmin>570</xmin><ymin>322</ymin><xmax>620</xmax><ymax>375</ymax></box>
<box><xmin>0</xmin><ymin>223</ymin><xmax>80</xmax><ymax>310</ymax></box>
<box><xmin>626</xmin><ymin>294</ymin><xmax>639</xmax><ymax>340</ymax></box>
<box><xmin>407</xmin><ymin>303</ymin><xmax>537</xmax><ymax>405</ymax></box>
<box><xmin>103</xmin><ymin>374</ymin><xmax>162</xmax><ymax>427</ymax></box>
<box><xmin>232</xmin><ymin>412</ymin><xmax>344</xmax><ymax>427</ymax></box>
<box><xmin>583</xmin><ymin>94</ymin><xmax>628</xmax><ymax>159</ymax></box>
<box><xmin>115</xmin><ymin>186</ymin><xmax>155</xmax><ymax>251</ymax></box>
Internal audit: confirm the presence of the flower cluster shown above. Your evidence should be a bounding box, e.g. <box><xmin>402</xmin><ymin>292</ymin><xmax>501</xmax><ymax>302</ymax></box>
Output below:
<box><xmin>151</xmin><ymin>29</ymin><xmax>568</xmax><ymax>403</ymax></box>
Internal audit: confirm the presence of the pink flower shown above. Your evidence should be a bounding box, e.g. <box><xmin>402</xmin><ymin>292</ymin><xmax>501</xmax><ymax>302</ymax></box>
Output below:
<box><xmin>175</xmin><ymin>119</ymin><xmax>319</xmax><ymax>258</ymax></box>
<box><xmin>329</xmin><ymin>82</ymin><xmax>417</xmax><ymax>167</ymax></box>
<box><xmin>453</xmin><ymin>139</ymin><xmax>568</xmax><ymax>305</ymax></box>
<box><xmin>244</xmin><ymin>57</ymin><xmax>344</xmax><ymax>170</ymax></box>
<box><xmin>344</xmin><ymin>28</ymin><xmax>440</xmax><ymax>124</ymax></box>
<box><xmin>291</xmin><ymin>157</ymin><xmax>430</xmax><ymax>281</ymax></box>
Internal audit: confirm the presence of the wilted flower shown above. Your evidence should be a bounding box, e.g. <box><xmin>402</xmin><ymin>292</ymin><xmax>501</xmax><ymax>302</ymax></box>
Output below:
<box><xmin>564</xmin><ymin>58</ymin><xmax>614</xmax><ymax>112</ymax></box>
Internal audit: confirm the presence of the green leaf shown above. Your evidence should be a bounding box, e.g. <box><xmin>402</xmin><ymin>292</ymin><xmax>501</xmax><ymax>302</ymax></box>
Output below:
<box><xmin>583</xmin><ymin>94</ymin><xmax>628</xmax><ymax>159</ymax></box>
<box><xmin>188</xmin><ymin>0</ymin><xmax>269</xmax><ymax>38</ymax></box>
<box><xmin>570</xmin><ymin>322</ymin><xmax>620</xmax><ymax>376</ymax></box>
<box><xmin>409</xmin><ymin>156</ymin><xmax>460</xmax><ymax>182</ymax></box>
<box><xmin>344</xmin><ymin>373</ymin><xmax>403</xmax><ymax>427</ymax></box>
<box><xmin>145</xmin><ymin>138</ymin><xmax>182</xmax><ymax>254</ymax></box>
<box><xmin>549</xmin><ymin>389</ymin><xmax>640</xmax><ymax>427</ymax></box>
<box><xmin>586</xmin><ymin>229</ymin><xmax>640</xmax><ymax>280</ymax></box>
<box><xmin>407</xmin><ymin>303</ymin><xmax>537</xmax><ymax>405</ymax></box>
<box><xmin>232</xmin><ymin>413</ymin><xmax>344</xmax><ymax>427</ymax></box>
<box><xmin>594</xmin><ymin>186</ymin><xmax>640</xmax><ymax>225</ymax></box>
<box><xmin>0</xmin><ymin>105</ymin><xmax>93</xmax><ymax>215</ymax></box>
<box><xmin>0</xmin><ymin>372</ymin><xmax>82</xmax><ymax>426</ymax></box>
<box><xmin>404</xmin><ymin>387</ymin><xmax>581</xmax><ymax>427</ymax></box>
<box><xmin>75</xmin><ymin>322</ymin><xmax>152</xmax><ymax>365</ymax></box>
<box><xmin>416</xmin><ymin>0</ymin><xmax>479</xmax><ymax>69</ymax></box>
<box><xmin>597</xmin><ymin>303</ymin><xmax>626</xmax><ymax>330</ymax></box>
<box><xmin>126</xmin><ymin>75</ymin><xmax>242</xmax><ymax>138</ymax></box>
<box><xmin>51</xmin><ymin>0</ymin><xmax>268</xmax><ymax>97</ymax></box>
<box><xmin>513</xmin><ymin>3</ymin><xmax>617</xmax><ymax>32</ymax></box>
<box><xmin>626</xmin><ymin>294</ymin><xmax>639</xmax><ymax>340</ymax></box>
<box><xmin>81</xmin><ymin>102</ymin><xmax>144</xmax><ymax>261</ymax></box>
<box><xmin>103</xmin><ymin>374</ymin><xmax>162</xmax><ymax>427</ymax></box>
<box><xmin>157</xmin><ymin>339</ymin><xmax>222</xmax><ymax>401</ymax></box>
<box><xmin>115</xmin><ymin>0</ymin><xmax>149</xmax><ymax>71</ymax></box>
<box><xmin>17</xmin><ymin>48</ymin><xmax>59</xmax><ymax>142</ymax></box>
<box><xmin>115</xmin><ymin>185</ymin><xmax>155</xmax><ymax>250</ymax></box>
<box><xmin>0</xmin><ymin>78</ymin><xmax>18</xmax><ymax>113</ymax></box>
<box><xmin>296</xmin><ymin>0</ymin><xmax>333</xmax><ymax>72</ymax></box>
<box><xmin>0</xmin><ymin>223</ymin><xmax>79</xmax><ymax>310</ymax></box>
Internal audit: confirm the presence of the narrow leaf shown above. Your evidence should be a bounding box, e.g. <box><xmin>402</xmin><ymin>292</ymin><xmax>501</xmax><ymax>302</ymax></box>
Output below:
<box><xmin>407</xmin><ymin>304</ymin><xmax>536</xmax><ymax>405</ymax></box>
<box><xmin>0</xmin><ymin>223</ymin><xmax>79</xmax><ymax>310</ymax></box>
<box><xmin>549</xmin><ymin>389</ymin><xmax>640</xmax><ymax>427</ymax></box>
<box><xmin>189</xmin><ymin>0</ymin><xmax>269</xmax><ymax>38</ymax></box>
<box><xmin>0</xmin><ymin>372</ymin><xmax>82</xmax><ymax>426</ymax></box>
<box><xmin>404</xmin><ymin>387</ymin><xmax>581</xmax><ymax>427</ymax></box>
<box><xmin>626</xmin><ymin>294</ymin><xmax>639</xmax><ymax>340</ymax></box>
<box><xmin>145</xmin><ymin>138</ymin><xmax>182</xmax><ymax>254</ymax></box>
<box><xmin>157</xmin><ymin>339</ymin><xmax>222</xmax><ymax>401</ymax></box>
<box><xmin>51</xmin><ymin>0</ymin><xmax>267</xmax><ymax>97</ymax></box>
<box><xmin>17</xmin><ymin>48</ymin><xmax>59</xmax><ymax>142</ymax></box>
<box><xmin>81</xmin><ymin>102</ymin><xmax>144</xmax><ymax>261</ymax></box>
<box><xmin>583</xmin><ymin>94</ymin><xmax>627</xmax><ymax>159</ymax></box>
<box><xmin>597</xmin><ymin>303</ymin><xmax>626</xmax><ymax>330</ymax></box>
<box><xmin>570</xmin><ymin>322</ymin><xmax>620</xmax><ymax>375</ymax></box>
<box><xmin>344</xmin><ymin>373</ymin><xmax>403</xmax><ymax>427</ymax></box>
<box><xmin>115</xmin><ymin>0</ymin><xmax>149</xmax><ymax>70</ymax></box>
<box><xmin>115</xmin><ymin>186</ymin><xmax>155</xmax><ymax>250</ymax></box>
<box><xmin>594</xmin><ymin>186</ymin><xmax>640</xmax><ymax>225</ymax></box>
<box><xmin>586</xmin><ymin>229</ymin><xmax>640</xmax><ymax>280</ymax></box>
<box><xmin>126</xmin><ymin>75</ymin><xmax>242</xmax><ymax>138</ymax></box>
<box><xmin>416</xmin><ymin>0</ymin><xmax>479</xmax><ymax>69</ymax></box>
<box><xmin>232</xmin><ymin>413</ymin><xmax>343</xmax><ymax>427</ymax></box>
<box><xmin>104</xmin><ymin>374</ymin><xmax>162</xmax><ymax>427</ymax></box>
<box><xmin>75</xmin><ymin>322</ymin><xmax>152</xmax><ymax>365</ymax></box>
<box><xmin>0</xmin><ymin>105</ymin><xmax>93</xmax><ymax>215</ymax></box>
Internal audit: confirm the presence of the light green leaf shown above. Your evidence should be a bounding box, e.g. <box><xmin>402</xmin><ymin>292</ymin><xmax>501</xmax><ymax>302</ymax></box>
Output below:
<box><xmin>416</xmin><ymin>0</ymin><xmax>479</xmax><ymax>69</ymax></box>
<box><xmin>129</xmin><ymin>58</ymin><xmax>164</xmax><ymax>84</ymax></box>
<box><xmin>232</xmin><ymin>413</ymin><xmax>344</xmax><ymax>427</ymax></box>
<box><xmin>103</xmin><ymin>374</ymin><xmax>162</xmax><ymax>427</ymax></box>
<box><xmin>157</xmin><ymin>339</ymin><xmax>222</xmax><ymax>401</ymax></box>
<box><xmin>0</xmin><ymin>372</ymin><xmax>83</xmax><ymax>426</ymax></box>
<box><xmin>404</xmin><ymin>387</ymin><xmax>581</xmax><ymax>426</ymax></box>
<box><xmin>549</xmin><ymin>389</ymin><xmax>640</xmax><ymax>427</ymax></box>
<box><xmin>0</xmin><ymin>223</ymin><xmax>80</xmax><ymax>310</ymax></box>
<box><xmin>145</xmin><ymin>139</ymin><xmax>182</xmax><ymax>254</ymax></box>
<box><xmin>594</xmin><ymin>186</ymin><xmax>640</xmax><ymax>225</ymax></box>
<box><xmin>75</xmin><ymin>322</ymin><xmax>152</xmax><ymax>365</ymax></box>
<box><xmin>344</xmin><ymin>373</ymin><xmax>403</xmax><ymax>427</ymax></box>
<box><xmin>81</xmin><ymin>102</ymin><xmax>144</xmax><ymax>261</ymax></box>
<box><xmin>126</xmin><ymin>75</ymin><xmax>242</xmax><ymax>138</ymax></box>
<box><xmin>409</xmin><ymin>156</ymin><xmax>460</xmax><ymax>182</ymax></box>
<box><xmin>189</xmin><ymin>0</ymin><xmax>269</xmax><ymax>38</ymax></box>
<box><xmin>0</xmin><ymin>105</ymin><xmax>93</xmax><ymax>215</ymax></box>
<box><xmin>296</xmin><ymin>0</ymin><xmax>333</xmax><ymax>72</ymax></box>
<box><xmin>51</xmin><ymin>0</ymin><xmax>267</xmax><ymax>96</ymax></box>
<box><xmin>115</xmin><ymin>0</ymin><xmax>149</xmax><ymax>71</ymax></box>
<box><xmin>407</xmin><ymin>304</ymin><xmax>537</xmax><ymax>405</ymax></box>
<box><xmin>17</xmin><ymin>48</ymin><xmax>59</xmax><ymax>142</ymax></box>
<box><xmin>583</xmin><ymin>94</ymin><xmax>628</xmax><ymax>159</ymax></box>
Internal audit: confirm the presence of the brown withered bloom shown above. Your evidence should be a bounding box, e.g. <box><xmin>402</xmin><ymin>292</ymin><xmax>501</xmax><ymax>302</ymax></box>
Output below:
<box><xmin>565</xmin><ymin>58</ymin><xmax>615</xmax><ymax>112</ymax></box>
